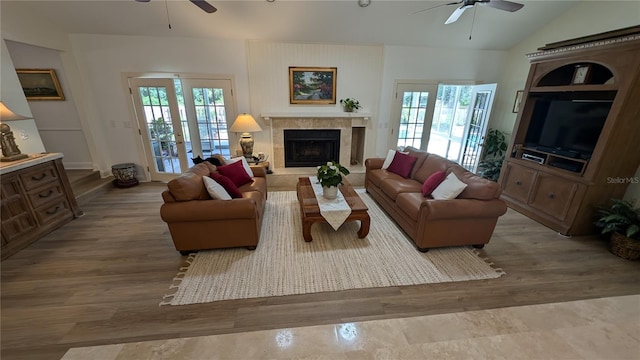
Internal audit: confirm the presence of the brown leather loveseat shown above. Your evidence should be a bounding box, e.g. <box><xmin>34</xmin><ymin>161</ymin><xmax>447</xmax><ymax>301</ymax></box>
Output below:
<box><xmin>365</xmin><ymin>147</ymin><xmax>507</xmax><ymax>252</ymax></box>
<box><xmin>160</xmin><ymin>161</ymin><xmax>267</xmax><ymax>255</ymax></box>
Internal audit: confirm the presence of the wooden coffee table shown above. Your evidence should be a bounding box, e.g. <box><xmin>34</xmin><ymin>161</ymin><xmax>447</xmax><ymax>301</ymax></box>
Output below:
<box><xmin>296</xmin><ymin>177</ymin><xmax>370</xmax><ymax>242</ymax></box>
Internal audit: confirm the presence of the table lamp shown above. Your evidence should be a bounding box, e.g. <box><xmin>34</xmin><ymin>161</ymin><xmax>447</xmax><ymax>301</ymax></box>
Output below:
<box><xmin>229</xmin><ymin>113</ymin><xmax>262</xmax><ymax>158</ymax></box>
<box><xmin>0</xmin><ymin>101</ymin><xmax>30</xmax><ymax>162</ymax></box>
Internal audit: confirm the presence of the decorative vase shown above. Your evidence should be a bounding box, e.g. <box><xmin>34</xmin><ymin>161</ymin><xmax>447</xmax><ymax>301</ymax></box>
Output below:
<box><xmin>111</xmin><ymin>163</ymin><xmax>139</xmax><ymax>188</ymax></box>
<box><xmin>322</xmin><ymin>185</ymin><xmax>338</xmax><ymax>199</ymax></box>
<box><xmin>343</xmin><ymin>107</ymin><xmax>354</xmax><ymax>113</ymax></box>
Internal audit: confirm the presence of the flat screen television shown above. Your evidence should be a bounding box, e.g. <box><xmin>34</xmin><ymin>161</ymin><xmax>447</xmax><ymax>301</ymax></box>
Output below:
<box><xmin>525</xmin><ymin>99</ymin><xmax>612</xmax><ymax>159</ymax></box>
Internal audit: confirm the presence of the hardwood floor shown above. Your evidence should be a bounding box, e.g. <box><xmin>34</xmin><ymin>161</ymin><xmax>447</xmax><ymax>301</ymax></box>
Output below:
<box><xmin>2</xmin><ymin>183</ymin><xmax>639</xmax><ymax>359</ymax></box>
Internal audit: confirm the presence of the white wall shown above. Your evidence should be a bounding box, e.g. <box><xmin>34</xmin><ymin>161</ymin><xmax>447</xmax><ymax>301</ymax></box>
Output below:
<box><xmin>378</xmin><ymin>45</ymin><xmax>507</xmax><ymax>156</ymax></box>
<box><xmin>5</xmin><ymin>40</ymin><xmax>92</xmax><ymax>169</ymax></box>
<box><xmin>0</xmin><ymin>39</ymin><xmax>46</xmax><ymax>155</ymax></box>
<box><xmin>68</xmin><ymin>34</ymin><xmax>250</xmax><ymax>178</ymax></box>
<box><xmin>490</xmin><ymin>1</ymin><xmax>640</xmax><ymax>203</ymax></box>
<box><xmin>247</xmin><ymin>41</ymin><xmax>383</xmax><ymax>162</ymax></box>
<box><xmin>1</xmin><ymin>1</ymin><xmax>98</xmax><ymax>169</ymax></box>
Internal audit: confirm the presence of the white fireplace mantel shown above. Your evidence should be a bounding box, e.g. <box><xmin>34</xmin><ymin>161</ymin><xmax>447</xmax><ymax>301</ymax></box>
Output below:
<box><xmin>261</xmin><ymin>112</ymin><xmax>371</xmax><ymax>121</ymax></box>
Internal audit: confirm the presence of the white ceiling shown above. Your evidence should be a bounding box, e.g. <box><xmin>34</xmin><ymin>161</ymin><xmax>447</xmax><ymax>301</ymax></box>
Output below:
<box><xmin>6</xmin><ymin>0</ymin><xmax>580</xmax><ymax>50</ymax></box>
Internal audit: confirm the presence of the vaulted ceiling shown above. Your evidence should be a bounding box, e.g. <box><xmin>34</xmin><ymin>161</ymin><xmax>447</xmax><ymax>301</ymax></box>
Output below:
<box><xmin>4</xmin><ymin>0</ymin><xmax>581</xmax><ymax>50</ymax></box>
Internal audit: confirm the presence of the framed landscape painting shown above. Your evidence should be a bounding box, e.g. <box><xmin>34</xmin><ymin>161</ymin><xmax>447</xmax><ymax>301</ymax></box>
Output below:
<box><xmin>16</xmin><ymin>69</ymin><xmax>65</xmax><ymax>100</ymax></box>
<box><xmin>289</xmin><ymin>67</ymin><xmax>336</xmax><ymax>104</ymax></box>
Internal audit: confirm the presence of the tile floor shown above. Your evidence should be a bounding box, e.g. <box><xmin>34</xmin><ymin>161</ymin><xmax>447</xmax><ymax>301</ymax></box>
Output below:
<box><xmin>62</xmin><ymin>295</ymin><xmax>640</xmax><ymax>360</ymax></box>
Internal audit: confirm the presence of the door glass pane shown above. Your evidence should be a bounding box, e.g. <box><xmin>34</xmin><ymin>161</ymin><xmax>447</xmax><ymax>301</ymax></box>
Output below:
<box><xmin>460</xmin><ymin>91</ymin><xmax>491</xmax><ymax>170</ymax></box>
<box><xmin>427</xmin><ymin>85</ymin><xmax>472</xmax><ymax>161</ymax></box>
<box><xmin>396</xmin><ymin>91</ymin><xmax>429</xmax><ymax>149</ymax></box>
<box><xmin>173</xmin><ymin>79</ymin><xmax>197</xmax><ymax>168</ymax></box>
<box><xmin>138</xmin><ymin>86</ymin><xmax>181</xmax><ymax>174</ymax></box>
<box><xmin>192</xmin><ymin>87</ymin><xmax>231</xmax><ymax>158</ymax></box>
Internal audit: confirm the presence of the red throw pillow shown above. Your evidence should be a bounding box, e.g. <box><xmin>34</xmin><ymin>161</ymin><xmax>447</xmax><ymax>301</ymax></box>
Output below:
<box><xmin>210</xmin><ymin>172</ymin><xmax>243</xmax><ymax>198</ymax></box>
<box><xmin>216</xmin><ymin>160</ymin><xmax>253</xmax><ymax>187</ymax></box>
<box><xmin>422</xmin><ymin>170</ymin><xmax>447</xmax><ymax>197</ymax></box>
<box><xmin>386</xmin><ymin>151</ymin><xmax>418</xmax><ymax>178</ymax></box>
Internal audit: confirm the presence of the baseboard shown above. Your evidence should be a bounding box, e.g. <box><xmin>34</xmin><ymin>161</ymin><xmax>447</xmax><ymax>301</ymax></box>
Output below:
<box><xmin>61</xmin><ymin>161</ymin><xmax>94</xmax><ymax>170</ymax></box>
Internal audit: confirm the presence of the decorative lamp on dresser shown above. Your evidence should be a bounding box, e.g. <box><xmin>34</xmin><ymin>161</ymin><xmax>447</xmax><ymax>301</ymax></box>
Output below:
<box><xmin>0</xmin><ymin>153</ymin><xmax>82</xmax><ymax>260</ymax></box>
<box><xmin>499</xmin><ymin>27</ymin><xmax>640</xmax><ymax>236</ymax></box>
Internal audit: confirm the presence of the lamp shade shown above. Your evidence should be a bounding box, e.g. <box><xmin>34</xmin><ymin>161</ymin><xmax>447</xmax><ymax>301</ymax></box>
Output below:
<box><xmin>229</xmin><ymin>114</ymin><xmax>262</xmax><ymax>133</ymax></box>
<box><xmin>0</xmin><ymin>101</ymin><xmax>29</xmax><ymax>121</ymax></box>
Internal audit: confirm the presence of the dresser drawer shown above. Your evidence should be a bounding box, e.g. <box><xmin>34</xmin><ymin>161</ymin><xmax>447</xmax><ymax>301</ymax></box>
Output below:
<box><xmin>34</xmin><ymin>199</ymin><xmax>73</xmax><ymax>226</ymax></box>
<box><xmin>1</xmin><ymin>175</ymin><xmax>38</xmax><ymax>241</ymax></box>
<box><xmin>1</xmin><ymin>214</ymin><xmax>38</xmax><ymax>242</ymax></box>
<box><xmin>529</xmin><ymin>174</ymin><xmax>579</xmax><ymax>221</ymax></box>
<box><xmin>26</xmin><ymin>183</ymin><xmax>65</xmax><ymax>209</ymax></box>
<box><xmin>502</xmin><ymin>162</ymin><xmax>536</xmax><ymax>203</ymax></box>
<box><xmin>19</xmin><ymin>164</ymin><xmax>59</xmax><ymax>190</ymax></box>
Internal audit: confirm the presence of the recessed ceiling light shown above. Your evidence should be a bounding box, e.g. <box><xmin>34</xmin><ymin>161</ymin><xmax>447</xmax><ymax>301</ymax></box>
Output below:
<box><xmin>266</xmin><ymin>0</ymin><xmax>275</xmax><ymax>2</ymax></box>
<box><xmin>358</xmin><ymin>0</ymin><xmax>370</xmax><ymax>7</ymax></box>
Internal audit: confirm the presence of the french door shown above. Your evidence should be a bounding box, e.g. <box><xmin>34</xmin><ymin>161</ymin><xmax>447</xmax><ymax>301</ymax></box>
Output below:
<box><xmin>389</xmin><ymin>82</ymin><xmax>438</xmax><ymax>150</ymax></box>
<box><xmin>391</xmin><ymin>82</ymin><xmax>496</xmax><ymax>173</ymax></box>
<box><xmin>458</xmin><ymin>83</ymin><xmax>497</xmax><ymax>172</ymax></box>
<box><xmin>129</xmin><ymin>77</ymin><xmax>235</xmax><ymax>182</ymax></box>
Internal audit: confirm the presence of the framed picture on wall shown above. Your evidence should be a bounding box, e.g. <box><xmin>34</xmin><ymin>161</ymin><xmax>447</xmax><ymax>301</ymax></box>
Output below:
<box><xmin>512</xmin><ymin>90</ymin><xmax>523</xmax><ymax>113</ymax></box>
<box><xmin>289</xmin><ymin>67</ymin><xmax>337</xmax><ymax>104</ymax></box>
<box><xmin>16</xmin><ymin>69</ymin><xmax>65</xmax><ymax>101</ymax></box>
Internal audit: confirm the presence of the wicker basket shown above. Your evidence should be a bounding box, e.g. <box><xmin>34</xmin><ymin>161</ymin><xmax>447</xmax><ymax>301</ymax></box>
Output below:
<box><xmin>609</xmin><ymin>232</ymin><xmax>640</xmax><ymax>260</ymax></box>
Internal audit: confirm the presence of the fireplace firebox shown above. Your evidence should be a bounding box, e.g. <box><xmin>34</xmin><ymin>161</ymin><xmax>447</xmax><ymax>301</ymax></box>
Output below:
<box><xmin>284</xmin><ymin>129</ymin><xmax>340</xmax><ymax>167</ymax></box>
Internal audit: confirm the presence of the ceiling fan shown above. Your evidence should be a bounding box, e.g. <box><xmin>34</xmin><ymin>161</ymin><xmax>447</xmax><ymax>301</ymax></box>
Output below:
<box><xmin>135</xmin><ymin>0</ymin><xmax>217</xmax><ymax>14</ymax></box>
<box><xmin>413</xmin><ymin>0</ymin><xmax>523</xmax><ymax>24</ymax></box>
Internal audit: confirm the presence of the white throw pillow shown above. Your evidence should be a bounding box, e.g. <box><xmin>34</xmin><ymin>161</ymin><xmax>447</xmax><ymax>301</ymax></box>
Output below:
<box><xmin>431</xmin><ymin>172</ymin><xmax>468</xmax><ymax>200</ymax></box>
<box><xmin>226</xmin><ymin>156</ymin><xmax>254</xmax><ymax>178</ymax></box>
<box><xmin>381</xmin><ymin>150</ymin><xmax>396</xmax><ymax>169</ymax></box>
<box><xmin>381</xmin><ymin>149</ymin><xmax>409</xmax><ymax>170</ymax></box>
<box><xmin>203</xmin><ymin>176</ymin><xmax>232</xmax><ymax>200</ymax></box>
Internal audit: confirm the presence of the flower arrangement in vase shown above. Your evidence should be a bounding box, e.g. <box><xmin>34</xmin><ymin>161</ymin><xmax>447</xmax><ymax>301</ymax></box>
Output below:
<box><xmin>316</xmin><ymin>161</ymin><xmax>350</xmax><ymax>199</ymax></box>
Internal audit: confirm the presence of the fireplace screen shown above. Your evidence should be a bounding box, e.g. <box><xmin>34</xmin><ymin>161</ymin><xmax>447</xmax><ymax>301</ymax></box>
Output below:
<box><xmin>284</xmin><ymin>129</ymin><xmax>340</xmax><ymax>167</ymax></box>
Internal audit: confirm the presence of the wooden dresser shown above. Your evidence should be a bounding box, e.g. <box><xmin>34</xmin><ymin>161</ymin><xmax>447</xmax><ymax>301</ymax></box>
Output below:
<box><xmin>1</xmin><ymin>153</ymin><xmax>82</xmax><ymax>260</ymax></box>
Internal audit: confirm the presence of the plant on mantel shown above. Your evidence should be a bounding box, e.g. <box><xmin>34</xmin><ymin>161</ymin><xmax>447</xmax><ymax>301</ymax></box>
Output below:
<box><xmin>339</xmin><ymin>98</ymin><xmax>361</xmax><ymax>112</ymax></box>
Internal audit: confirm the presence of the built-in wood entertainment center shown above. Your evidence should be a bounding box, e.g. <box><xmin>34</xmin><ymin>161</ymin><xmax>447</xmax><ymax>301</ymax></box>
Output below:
<box><xmin>499</xmin><ymin>28</ymin><xmax>640</xmax><ymax>235</ymax></box>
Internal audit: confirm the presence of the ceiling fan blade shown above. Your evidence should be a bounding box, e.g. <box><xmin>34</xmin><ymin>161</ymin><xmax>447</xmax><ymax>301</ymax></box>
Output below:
<box><xmin>445</xmin><ymin>5</ymin><xmax>471</xmax><ymax>24</ymax></box>
<box><xmin>482</xmin><ymin>0</ymin><xmax>524</xmax><ymax>12</ymax></box>
<box><xmin>135</xmin><ymin>0</ymin><xmax>151</xmax><ymax>2</ymax></box>
<box><xmin>189</xmin><ymin>0</ymin><xmax>217</xmax><ymax>13</ymax></box>
<box><xmin>410</xmin><ymin>1</ymin><xmax>462</xmax><ymax>15</ymax></box>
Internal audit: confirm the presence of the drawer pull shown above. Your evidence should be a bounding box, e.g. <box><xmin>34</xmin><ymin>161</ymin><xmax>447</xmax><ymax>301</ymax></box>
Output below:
<box><xmin>548</xmin><ymin>193</ymin><xmax>555</xmax><ymax>199</ymax></box>
<box><xmin>515</xmin><ymin>180</ymin><xmax>522</xmax><ymax>185</ymax></box>
<box><xmin>32</xmin><ymin>173</ymin><xmax>47</xmax><ymax>181</ymax></box>
<box><xmin>39</xmin><ymin>190</ymin><xmax>54</xmax><ymax>198</ymax></box>
<box><xmin>46</xmin><ymin>206</ymin><xmax>61</xmax><ymax>215</ymax></box>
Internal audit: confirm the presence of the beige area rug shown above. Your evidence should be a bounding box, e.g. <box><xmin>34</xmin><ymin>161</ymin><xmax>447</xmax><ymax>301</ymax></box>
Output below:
<box><xmin>161</xmin><ymin>190</ymin><xmax>505</xmax><ymax>305</ymax></box>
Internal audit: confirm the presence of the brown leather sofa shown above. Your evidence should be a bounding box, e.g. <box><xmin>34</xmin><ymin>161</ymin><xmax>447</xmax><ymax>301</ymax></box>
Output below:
<box><xmin>160</xmin><ymin>162</ymin><xmax>267</xmax><ymax>254</ymax></box>
<box><xmin>365</xmin><ymin>147</ymin><xmax>507</xmax><ymax>252</ymax></box>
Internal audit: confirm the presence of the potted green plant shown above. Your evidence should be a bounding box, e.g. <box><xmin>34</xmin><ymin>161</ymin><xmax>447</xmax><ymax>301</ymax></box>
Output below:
<box><xmin>478</xmin><ymin>128</ymin><xmax>508</xmax><ymax>181</ymax></box>
<box><xmin>339</xmin><ymin>98</ymin><xmax>361</xmax><ymax>112</ymax></box>
<box><xmin>594</xmin><ymin>198</ymin><xmax>640</xmax><ymax>260</ymax></box>
<box><xmin>316</xmin><ymin>161</ymin><xmax>350</xmax><ymax>199</ymax></box>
